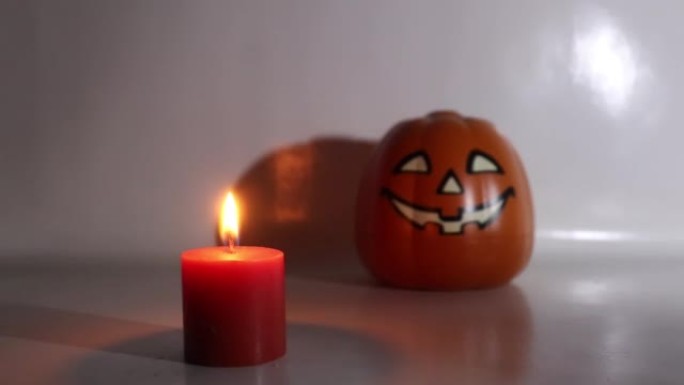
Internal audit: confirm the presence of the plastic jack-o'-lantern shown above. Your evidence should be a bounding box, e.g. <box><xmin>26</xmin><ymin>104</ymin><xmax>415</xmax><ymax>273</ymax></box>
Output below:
<box><xmin>355</xmin><ymin>111</ymin><xmax>534</xmax><ymax>290</ymax></box>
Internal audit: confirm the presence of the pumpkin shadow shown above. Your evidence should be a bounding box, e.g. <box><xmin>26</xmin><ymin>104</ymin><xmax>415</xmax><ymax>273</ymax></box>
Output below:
<box><xmin>230</xmin><ymin>136</ymin><xmax>377</xmax><ymax>285</ymax></box>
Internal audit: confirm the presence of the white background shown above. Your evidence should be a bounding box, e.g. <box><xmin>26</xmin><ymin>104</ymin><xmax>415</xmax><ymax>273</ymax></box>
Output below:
<box><xmin>5</xmin><ymin>2</ymin><xmax>684</xmax><ymax>384</ymax></box>
<box><xmin>2</xmin><ymin>0</ymin><xmax>683</xmax><ymax>258</ymax></box>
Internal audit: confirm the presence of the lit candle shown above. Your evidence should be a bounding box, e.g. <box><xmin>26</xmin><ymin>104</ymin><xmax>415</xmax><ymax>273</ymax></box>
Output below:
<box><xmin>181</xmin><ymin>191</ymin><xmax>286</xmax><ymax>367</ymax></box>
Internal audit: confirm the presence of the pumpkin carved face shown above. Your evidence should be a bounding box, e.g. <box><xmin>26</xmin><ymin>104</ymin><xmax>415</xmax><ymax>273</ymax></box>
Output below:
<box><xmin>355</xmin><ymin>111</ymin><xmax>534</xmax><ymax>290</ymax></box>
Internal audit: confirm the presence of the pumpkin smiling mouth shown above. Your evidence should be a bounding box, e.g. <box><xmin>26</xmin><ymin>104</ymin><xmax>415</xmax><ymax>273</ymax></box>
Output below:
<box><xmin>381</xmin><ymin>187</ymin><xmax>515</xmax><ymax>235</ymax></box>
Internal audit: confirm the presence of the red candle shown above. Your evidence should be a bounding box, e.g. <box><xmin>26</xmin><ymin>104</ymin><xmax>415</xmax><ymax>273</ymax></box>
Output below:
<box><xmin>181</xmin><ymin>192</ymin><xmax>286</xmax><ymax>367</ymax></box>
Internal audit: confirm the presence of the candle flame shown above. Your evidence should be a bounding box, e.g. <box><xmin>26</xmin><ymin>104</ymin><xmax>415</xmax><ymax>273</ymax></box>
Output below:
<box><xmin>220</xmin><ymin>191</ymin><xmax>239</xmax><ymax>251</ymax></box>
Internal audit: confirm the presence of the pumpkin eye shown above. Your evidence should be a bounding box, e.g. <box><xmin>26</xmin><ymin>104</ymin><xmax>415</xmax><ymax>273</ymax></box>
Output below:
<box><xmin>394</xmin><ymin>151</ymin><xmax>431</xmax><ymax>174</ymax></box>
<box><xmin>468</xmin><ymin>150</ymin><xmax>503</xmax><ymax>174</ymax></box>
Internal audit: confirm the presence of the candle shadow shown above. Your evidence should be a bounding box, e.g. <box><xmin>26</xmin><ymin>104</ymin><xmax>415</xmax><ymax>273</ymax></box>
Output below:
<box><xmin>0</xmin><ymin>303</ymin><xmax>184</xmax><ymax>362</ymax></box>
<box><xmin>0</xmin><ymin>304</ymin><xmax>398</xmax><ymax>385</ymax></box>
<box><xmin>183</xmin><ymin>322</ymin><xmax>398</xmax><ymax>385</ymax></box>
<box><xmin>231</xmin><ymin>136</ymin><xmax>377</xmax><ymax>285</ymax></box>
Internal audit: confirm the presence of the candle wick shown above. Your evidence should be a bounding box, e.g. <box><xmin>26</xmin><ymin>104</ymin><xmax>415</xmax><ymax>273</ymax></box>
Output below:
<box><xmin>224</xmin><ymin>233</ymin><xmax>238</xmax><ymax>254</ymax></box>
<box><xmin>228</xmin><ymin>236</ymin><xmax>235</xmax><ymax>254</ymax></box>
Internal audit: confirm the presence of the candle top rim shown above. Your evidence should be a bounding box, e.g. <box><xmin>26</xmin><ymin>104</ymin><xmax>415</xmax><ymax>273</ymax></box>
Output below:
<box><xmin>182</xmin><ymin>246</ymin><xmax>283</xmax><ymax>262</ymax></box>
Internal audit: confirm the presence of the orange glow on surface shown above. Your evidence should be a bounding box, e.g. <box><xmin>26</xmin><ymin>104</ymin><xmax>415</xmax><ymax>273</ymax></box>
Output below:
<box><xmin>220</xmin><ymin>191</ymin><xmax>239</xmax><ymax>247</ymax></box>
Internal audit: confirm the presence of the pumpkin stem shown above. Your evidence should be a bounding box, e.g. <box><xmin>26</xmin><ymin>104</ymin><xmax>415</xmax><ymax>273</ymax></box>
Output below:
<box><xmin>427</xmin><ymin>110</ymin><xmax>462</xmax><ymax>120</ymax></box>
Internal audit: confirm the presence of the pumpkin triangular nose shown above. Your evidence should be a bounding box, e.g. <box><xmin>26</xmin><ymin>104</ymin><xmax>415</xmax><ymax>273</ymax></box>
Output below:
<box><xmin>439</xmin><ymin>171</ymin><xmax>463</xmax><ymax>195</ymax></box>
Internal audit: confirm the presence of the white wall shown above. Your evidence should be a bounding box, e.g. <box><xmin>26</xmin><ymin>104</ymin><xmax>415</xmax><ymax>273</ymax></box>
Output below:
<box><xmin>3</xmin><ymin>0</ymin><xmax>683</xmax><ymax>259</ymax></box>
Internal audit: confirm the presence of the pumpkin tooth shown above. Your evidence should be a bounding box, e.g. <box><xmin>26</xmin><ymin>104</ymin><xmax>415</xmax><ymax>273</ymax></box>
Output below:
<box><xmin>383</xmin><ymin>187</ymin><xmax>514</xmax><ymax>235</ymax></box>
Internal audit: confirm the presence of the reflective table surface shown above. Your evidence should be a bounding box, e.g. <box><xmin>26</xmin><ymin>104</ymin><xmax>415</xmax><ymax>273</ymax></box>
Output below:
<box><xmin>2</xmin><ymin>251</ymin><xmax>683</xmax><ymax>385</ymax></box>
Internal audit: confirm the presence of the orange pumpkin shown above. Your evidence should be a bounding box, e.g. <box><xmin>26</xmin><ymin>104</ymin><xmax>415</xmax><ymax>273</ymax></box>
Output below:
<box><xmin>355</xmin><ymin>111</ymin><xmax>534</xmax><ymax>290</ymax></box>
